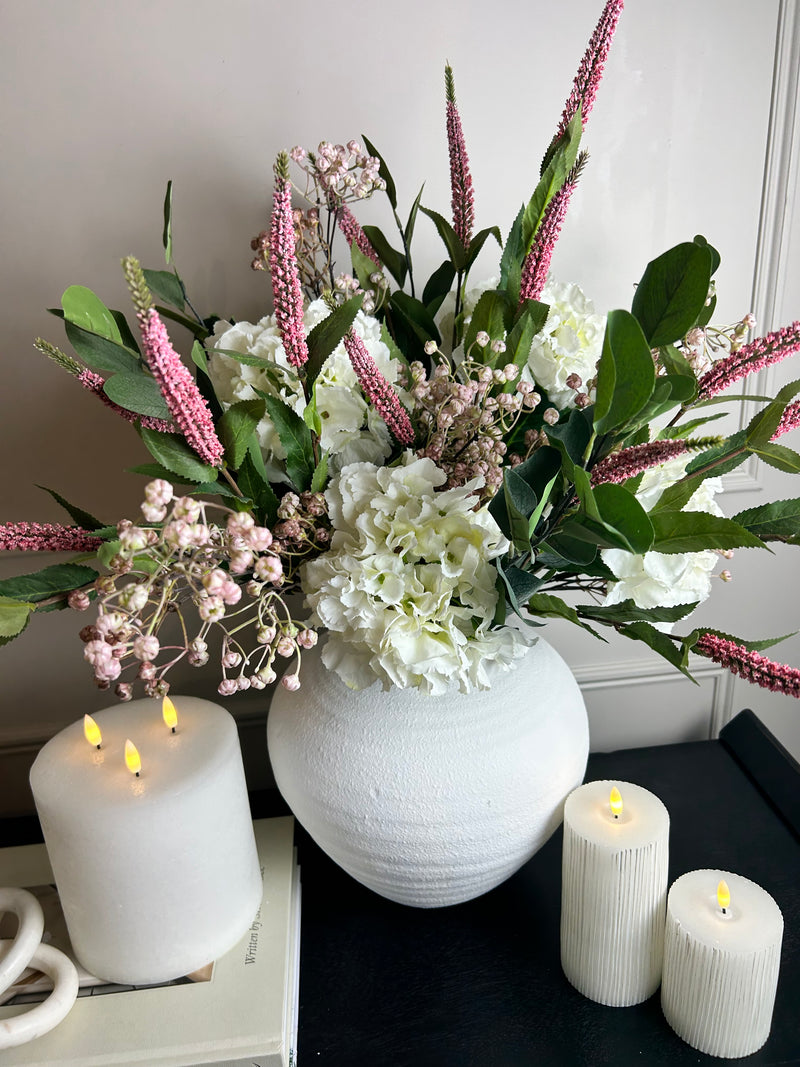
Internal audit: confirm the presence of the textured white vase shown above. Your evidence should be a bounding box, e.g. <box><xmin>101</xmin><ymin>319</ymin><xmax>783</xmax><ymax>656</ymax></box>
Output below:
<box><xmin>268</xmin><ymin>635</ymin><xmax>589</xmax><ymax>907</ymax></box>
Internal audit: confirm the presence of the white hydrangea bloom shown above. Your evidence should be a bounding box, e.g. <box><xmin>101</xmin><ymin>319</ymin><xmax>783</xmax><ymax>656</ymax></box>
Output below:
<box><xmin>602</xmin><ymin>456</ymin><xmax>724</xmax><ymax>625</ymax></box>
<box><xmin>206</xmin><ymin>300</ymin><xmax>402</xmax><ymax>479</ymax></box>
<box><xmin>526</xmin><ymin>280</ymin><xmax>605</xmax><ymax>408</ymax></box>
<box><xmin>302</xmin><ymin>453</ymin><xmax>532</xmax><ymax>694</ymax></box>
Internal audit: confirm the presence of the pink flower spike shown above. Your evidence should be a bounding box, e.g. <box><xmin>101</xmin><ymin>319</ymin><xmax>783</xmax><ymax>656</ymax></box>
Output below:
<box><xmin>555</xmin><ymin>0</ymin><xmax>625</xmax><ymax>141</ymax></box>
<box><xmin>772</xmin><ymin>401</ymin><xmax>800</xmax><ymax>440</ymax></box>
<box><xmin>591</xmin><ymin>439</ymin><xmax>692</xmax><ymax>486</ymax></box>
<box><xmin>138</xmin><ymin>309</ymin><xmax>224</xmax><ymax>467</ymax></box>
<box><xmin>0</xmin><ymin>522</ymin><xmax>103</xmax><ymax>552</ymax></box>
<box><xmin>270</xmin><ymin>153</ymin><xmax>309</xmax><ymax>369</ymax></box>
<box><xmin>695</xmin><ymin>632</ymin><xmax>800</xmax><ymax>698</ymax></box>
<box><xmin>696</xmin><ymin>321</ymin><xmax>800</xmax><ymax>401</ymax></box>
<box><xmin>519</xmin><ymin>180</ymin><xmax>576</xmax><ymax>305</ymax></box>
<box><xmin>337</xmin><ymin>204</ymin><xmax>380</xmax><ymax>264</ymax></box>
<box><xmin>77</xmin><ymin>368</ymin><xmax>173</xmax><ymax>432</ymax></box>
<box><xmin>445</xmin><ymin>66</ymin><xmax>475</xmax><ymax>252</ymax></box>
<box><xmin>342</xmin><ymin>329</ymin><xmax>414</xmax><ymax>445</ymax></box>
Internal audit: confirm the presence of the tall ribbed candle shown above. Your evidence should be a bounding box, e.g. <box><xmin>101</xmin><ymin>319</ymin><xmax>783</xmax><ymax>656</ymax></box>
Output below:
<box><xmin>661</xmin><ymin>870</ymin><xmax>783</xmax><ymax>1057</ymax></box>
<box><xmin>561</xmin><ymin>779</ymin><xmax>669</xmax><ymax>1006</ymax></box>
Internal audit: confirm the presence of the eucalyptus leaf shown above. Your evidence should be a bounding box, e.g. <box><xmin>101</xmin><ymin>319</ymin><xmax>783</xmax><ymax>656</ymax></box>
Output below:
<box><xmin>143</xmin><ymin>269</ymin><xmax>185</xmax><ymax>310</ymax></box>
<box><xmin>61</xmin><ymin>285</ymin><xmax>123</xmax><ymax>344</ymax></box>
<box><xmin>63</xmin><ymin>321</ymin><xmax>140</xmax><ymax>375</ymax></box>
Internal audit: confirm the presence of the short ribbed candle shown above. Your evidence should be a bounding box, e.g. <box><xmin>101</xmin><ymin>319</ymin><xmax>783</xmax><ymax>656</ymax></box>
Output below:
<box><xmin>560</xmin><ymin>779</ymin><xmax>669</xmax><ymax>1006</ymax></box>
<box><xmin>661</xmin><ymin>870</ymin><xmax>783</xmax><ymax>1058</ymax></box>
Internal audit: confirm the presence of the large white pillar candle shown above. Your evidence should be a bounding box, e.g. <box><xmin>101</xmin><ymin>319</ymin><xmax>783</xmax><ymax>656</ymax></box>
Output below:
<box><xmin>561</xmin><ymin>779</ymin><xmax>669</xmax><ymax>1006</ymax></box>
<box><xmin>30</xmin><ymin>697</ymin><xmax>261</xmax><ymax>985</ymax></box>
<box><xmin>661</xmin><ymin>869</ymin><xmax>783</xmax><ymax>1058</ymax></box>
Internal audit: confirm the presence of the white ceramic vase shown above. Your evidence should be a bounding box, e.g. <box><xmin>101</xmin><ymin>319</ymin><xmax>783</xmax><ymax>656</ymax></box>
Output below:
<box><xmin>267</xmin><ymin>635</ymin><xmax>589</xmax><ymax>907</ymax></box>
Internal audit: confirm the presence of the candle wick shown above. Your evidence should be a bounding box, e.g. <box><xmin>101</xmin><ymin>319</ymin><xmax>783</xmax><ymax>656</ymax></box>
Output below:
<box><xmin>612</xmin><ymin>813</ymin><xmax>619</xmax><ymax>820</ymax></box>
<box><xmin>721</xmin><ymin>906</ymin><xmax>727</xmax><ymax>915</ymax></box>
<box><xmin>135</xmin><ymin>771</ymin><xmax>140</xmax><ymax>778</ymax></box>
<box><xmin>171</xmin><ymin>726</ymin><xmax>176</xmax><ymax>734</ymax></box>
<box><xmin>96</xmin><ymin>744</ymin><xmax>101</xmax><ymax>750</ymax></box>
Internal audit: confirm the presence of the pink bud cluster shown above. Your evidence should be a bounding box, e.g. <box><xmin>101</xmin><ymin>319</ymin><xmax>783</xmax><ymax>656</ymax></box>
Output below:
<box><xmin>676</xmin><ymin>312</ymin><xmax>755</xmax><ymax>378</ymax></box>
<box><xmin>519</xmin><ymin>180</ymin><xmax>577</xmax><ymax>305</ymax></box>
<box><xmin>290</xmin><ymin>141</ymin><xmax>385</xmax><ymax>203</ymax></box>
<box><xmin>0</xmin><ymin>522</ymin><xmax>103</xmax><ymax>553</ymax></box>
<box><xmin>772</xmin><ymin>401</ymin><xmax>800</xmax><ymax>440</ymax></box>
<box><xmin>445</xmin><ymin>68</ymin><xmax>475</xmax><ymax>251</ymax></box>
<box><xmin>74</xmin><ymin>480</ymin><xmax>318</xmax><ymax>700</ymax></box>
<box><xmin>694</xmin><ymin>632</ymin><xmax>800</xmax><ymax>698</ymax></box>
<box><xmin>590</xmin><ymin>439</ymin><xmax>693</xmax><ymax>487</ymax></box>
<box><xmin>409</xmin><ymin>356</ymin><xmax>539</xmax><ymax>501</ymax></box>
<box><xmin>336</xmin><ymin>203</ymin><xmax>381</xmax><ymax>264</ymax></box>
<box><xmin>343</xmin><ymin>329</ymin><xmax>415</xmax><ymax>444</ymax></box>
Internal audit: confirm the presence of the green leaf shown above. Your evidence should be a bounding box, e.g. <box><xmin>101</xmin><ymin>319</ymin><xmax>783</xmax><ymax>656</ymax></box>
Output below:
<box><xmin>579</xmin><ymin>599</ymin><xmax>699</xmax><ymax>625</ymax></box>
<box><xmin>506</xmin><ymin>299</ymin><xmax>549</xmax><ymax>370</ymax></box>
<box><xmin>687</xmin><ymin>627</ymin><xmax>796</xmax><ymax>654</ymax></box>
<box><xmin>683</xmin><ymin>430</ymin><xmax>749</xmax><ymax>480</ymax></box>
<box><xmin>311</xmin><ymin>452</ymin><xmax>329</xmax><ymax>493</ymax></box>
<box><xmin>155</xmin><ymin>305</ymin><xmax>208</xmax><ymax>340</ymax></box>
<box><xmin>263</xmin><ymin>395</ymin><xmax>314</xmax><ymax>492</ymax></box>
<box><xmin>110</xmin><ymin>310</ymin><xmax>141</xmax><ymax>354</ymax></box>
<box><xmin>143</xmin><ymin>269</ymin><xmax>184</xmax><ymax>310</ymax></box>
<box><xmin>350</xmin><ymin>242</ymin><xmax>383</xmax><ymax>292</ymax></box>
<box><xmin>361</xmin><ymin>136</ymin><xmax>397</xmax><ymax>210</ymax></box>
<box><xmin>362</xmin><ymin>226</ymin><xmax>406</xmax><ymax>286</ymax></box>
<box><xmin>733</xmin><ymin>498</ymin><xmax>800</xmax><ymax>542</ymax></box>
<box><xmin>0</xmin><ymin>598</ymin><xmax>35</xmax><ymax>639</ymax></box>
<box><xmin>103</xmin><ymin>373</ymin><xmax>172</xmax><ymax>420</ymax></box>
<box><xmin>139</xmin><ymin>428</ymin><xmax>218</xmax><ymax>483</ymax></box>
<box><xmin>217</xmin><ymin>399</ymin><xmax>266</xmax><ymax>469</ymax></box>
<box><xmin>503</xmin><ymin>468</ymin><xmax>538</xmax><ymax>551</ymax></box>
<box><xmin>511</xmin><ymin>445</ymin><xmax>562</xmax><ymax>498</ymax></box>
<box><xmin>163</xmin><ymin>180</ymin><xmax>174</xmax><ymax>264</ymax></box>
<box><xmin>617</xmin><ymin>621</ymin><xmax>697</xmax><ymax>680</ymax></box>
<box><xmin>495</xmin><ymin>558</ymin><xmax>546</xmax><ymax>624</ymax></box>
<box><xmin>528</xmin><ymin>474</ymin><xmax>558</xmax><ymax>537</ymax></box>
<box><xmin>631</xmin><ymin>242</ymin><xmax>713</xmax><ymax>347</ymax></box>
<box><xmin>61</xmin><ymin>286</ymin><xmax>123</xmax><ymax>344</ymax></box>
<box><xmin>539</xmin><ymin>532</ymin><xmax>599</xmax><ymax>568</ymax></box>
<box><xmin>422</xmin><ymin>260</ymin><xmax>457</xmax><ymax>314</ymax></box>
<box><xmin>404</xmin><ymin>183</ymin><xmax>425</xmax><ymax>244</ymax></box>
<box><xmin>236</xmin><ymin>449</ymin><xmax>279</xmax><ymax>526</ymax></box>
<box><xmin>753</xmin><ymin>442</ymin><xmax>800</xmax><ymax>474</ymax></box>
<box><xmin>521</xmin><ymin>112</ymin><xmax>582</xmax><ymax>253</ymax></box>
<box><xmin>593</xmin><ymin>309</ymin><xmax>656</xmax><ymax>434</ymax></box>
<box><xmin>419</xmin><ymin>206</ymin><xmax>467</xmax><ymax>271</ymax></box>
<box><xmin>591</xmin><ymin>483</ymin><xmax>654</xmax><ymax>554</ymax></box>
<box><xmin>191</xmin><ymin>339</ymin><xmax>208</xmax><ymax>374</ymax></box>
<box><xmin>658</xmin><ymin>412</ymin><xmax>728</xmax><ymax>439</ymax></box>
<box><xmin>389</xmin><ymin>291</ymin><xmax>441</xmax><ymax>348</ymax></box>
<box><xmin>35</xmin><ymin>486</ymin><xmax>104</xmax><ymax>531</ymax></box>
<box><xmin>650</xmin><ymin>511</ymin><xmax>767</xmax><ymax>553</ymax></box>
<box><xmin>546</xmin><ymin>407</ymin><xmax>593</xmax><ymax>466</ymax></box>
<box><xmin>500</xmin><ymin>205</ymin><xmax>525</xmax><ymax>302</ymax></box>
<box><xmin>463</xmin><ymin>290</ymin><xmax>512</xmax><ymax>355</ymax></box>
<box><xmin>525</xmin><ymin>592</ymin><xmax>604</xmax><ymax>639</ymax></box>
<box><xmin>127</xmin><ymin>462</ymin><xmax>197</xmax><ymax>485</ymax></box>
<box><xmin>62</xmin><ymin>320</ymin><xmax>140</xmax><ymax>374</ymax></box>
<box><xmin>305</xmin><ymin>294</ymin><xmax>364</xmax><ymax>390</ymax></box>
<box><xmin>464</xmin><ymin>225</ymin><xmax>503</xmax><ymax>272</ymax></box>
<box><xmin>0</xmin><ymin>564</ymin><xmax>98</xmax><ymax>604</ymax></box>
<box><xmin>746</xmin><ymin>377</ymin><xmax>800</xmax><ymax>448</ymax></box>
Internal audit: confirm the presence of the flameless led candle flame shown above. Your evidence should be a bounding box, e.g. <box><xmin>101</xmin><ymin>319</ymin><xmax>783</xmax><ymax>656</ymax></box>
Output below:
<box><xmin>661</xmin><ymin>870</ymin><xmax>783</xmax><ymax>1058</ymax></box>
<box><xmin>83</xmin><ymin>715</ymin><xmax>102</xmax><ymax>749</ymax></box>
<box><xmin>162</xmin><ymin>695</ymin><xmax>178</xmax><ymax>733</ymax></box>
<box><xmin>29</xmin><ymin>697</ymin><xmax>261</xmax><ymax>985</ymax></box>
<box><xmin>561</xmin><ymin>779</ymin><xmax>669</xmax><ymax>1006</ymax></box>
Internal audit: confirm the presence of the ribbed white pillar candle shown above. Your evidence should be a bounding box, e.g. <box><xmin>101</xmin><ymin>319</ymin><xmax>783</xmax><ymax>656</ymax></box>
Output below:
<box><xmin>560</xmin><ymin>779</ymin><xmax>669</xmax><ymax>1006</ymax></box>
<box><xmin>661</xmin><ymin>870</ymin><xmax>783</xmax><ymax>1058</ymax></box>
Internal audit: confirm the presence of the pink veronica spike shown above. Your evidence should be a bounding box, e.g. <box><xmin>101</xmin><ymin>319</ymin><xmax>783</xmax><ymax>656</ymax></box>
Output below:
<box><xmin>591</xmin><ymin>439</ymin><xmax>692</xmax><ymax>486</ymax></box>
<box><xmin>555</xmin><ymin>0</ymin><xmax>625</xmax><ymax>141</ymax></box>
<box><xmin>0</xmin><ymin>522</ymin><xmax>103</xmax><ymax>552</ymax></box>
<box><xmin>696</xmin><ymin>321</ymin><xmax>800</xmax><ymax>401</ymax></box>
<box><xmin>772</xmin><ymin>401</ymin><xmax>800</xmax><ymax>440</ymax></box>
<box><xmin>445</xmin><ymin>66</ymin><xmax>475</xmax><ymax>252</ymax></box>
<box><xmin>519</xmin><ymin>181</ymin><xmax>576</xmax><ymax>305</ymax></box>
<box><xmin>695</xmin><ymin>633</ymin><xmax>800</xmax><ymax>698</ymax></box>
<box><xmin>337</xmin><ymin>204</ymin><xmax>380</xmax><ymax>265</ymax></box>
<box><xmin>270</xmin><ymin>153</ymin><xmax>309</xmax><ymax>369</ymax></box>
<box><xmin>342</xmin><ymin>329</ymin><xmax>414</xmax><ymax>444</ymax></box>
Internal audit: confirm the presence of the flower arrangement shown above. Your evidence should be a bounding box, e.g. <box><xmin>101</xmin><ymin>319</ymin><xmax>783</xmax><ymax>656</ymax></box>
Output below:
<box><xmin>3</xmin><ymin>0</ymin><xmax>800</xmax><ymax>702</ymax></box>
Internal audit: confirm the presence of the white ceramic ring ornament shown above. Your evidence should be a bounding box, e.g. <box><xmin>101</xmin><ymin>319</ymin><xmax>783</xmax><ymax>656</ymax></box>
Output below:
<box><xmin>0</xmin><ymin>888</ymin><xmax>79</xmax><ymax>1050</ymax></box>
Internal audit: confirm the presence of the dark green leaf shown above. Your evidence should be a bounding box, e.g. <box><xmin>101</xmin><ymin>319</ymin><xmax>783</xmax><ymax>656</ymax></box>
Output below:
<box><xmin>591</xmin><ymin>483</ymin><xmax>654</xmax><ymax>554</ymax></box>
<box><xmin>579</xmin><ymin>599</ymin><xmax>699</xmax><ymax>625</ymax></box>
<box><xmin>464</xmin><ymin>225</ymin><xmax>503</xmax><ymax>272</ymax></box>
<box><xmin>631</xmin><ymin>242</ymin><xmax>713</xmax><ymax>347</ymax></box>
<box><xmin>237</xmin><ymin>447</ymin><xmax>279</xmax><ymax>526</ymax></box>
<box><xmin>746</xmin><ymin>377</ymin><xmax>800</xmax><ymax>448</ymax></box>
<box><xmin>0</xmin><ymin>564</ymin><xmax>98</xmax><ymax>603</ymax></box>
<box><xmin>593</xmin><ymin>309</ymin><xmax>656</xmax><ymax>434</ymax></box>
<box><xmin>500</xmin><ymin>205</ymin><xmax>524</xmax><ymax>301</ymax></box>
<box><xmin>540</xmin><ymin>531</ymin><xmax>598</xmax><ymax>567</ymax></box>
<box><xmin>389</xmin><ymin>291</ymin><xmax>441</xmax><ymax>348</ymax></box>
<box><xmin>350</xmin><ymin>242</ymin><xmax>383</xmax><ymax>292</ymax></box>
<box><xmin>103</xmin><ymin>373</ymin><xmax>172</xmax><ymax>420</ymax></box>
<box><xmin>139</xmin><ymin>428</ymin><xmax>218</xmax><ymax>482</ymax></box>
<box><xmin>263</xmin><ymin>395</ymin><xmax>314</xmax><ymax>492</ymax></box>
<box><xmin>687</xmin><ymin>627</ymin><xmax>795</xmax><ymax>653</ymax></box>
<box><xmin>361</xmin><ymin>136</ymin><xmax>397</xmax><ymax>210</ymax></box>
<box><xmin>191</xmin><ymin>340</ymin><xmax>208</xmax><ymax>374</ymax></box>
<box><xmin>143</xmin><ymin>269</ymin><xmax>184</xmax><ymax>309</ymax></box>
<box><xmin>693</xmin><ymin>234</ymin><xmax>721</xmax><ymax>274</ymax></box>
<box><xmin>617</xmin><ymin>621</ymin><xmax>696</xmax><ymax>680</ymax></box>
<box><xmin>463</xmin><ymin>290</ymin><xmax>512</xmax><ymax>355</ymax></box>
<box><xmin>546</xmin><ymin>407</ymin><xmax>593</xmax><ymax>465</ymax></box>
<box><xmin>525</xmin><ymin>592</ymin><xmax>604</xmax><ymax>638</ymax></box>
<box><xmin>521</xmin><ymin>112</ymin><xmax>582</xmax><ymax>253</ymax></box>
<box><xmin>63</xmin><ymin>320</ymin><xmax>140</xmax><ymax>374</ymax></box>
<box><xmin>511</xmin><ymin>445</ymin><xmax>562</xmax><ymax>498</ymax></box>
<box><xmin>61</xmin><ymin>285</ymin><xmax>122</xmax><ymax>343</ymax></box>
<box><xmin>155</xmin><ymin>305</ymin><xmax>208</xmax><ymax>340</ymax></box>
<box><xmin>362</xmin><ymin>225</ymin><xmax>406</xmax><ymax>286</ymax></box>
<box><xmin>35</xmin><ymin>486</ymin><xmax>104</xmax><ymax>531</ymax></box>
<box><xmin>404</xmin><ymin>184</ymin><xmax>425</xmax><ymax>244</ymax></box>
<box><xmin>684</xmin><ymin>430</ymin><xmax>749</xmax><ymax>479</ymax></box>
<box><xmin>311</xmin><ymin>453</ymin><xmax>329</xmax><ymax>493</ymax></box>
<box><xmin>419</xmin><ymin>206</ymin><xmax>467</xmax><ymax>271</ymax></box>
<box><xmin>127</xmin><ymin>462</ymin><xmax>197</xmax><ymax>485</ymax></box>
<box><xmin>109</xmin><ymin>311</ymin><xmax>140</xmax><ymax>354</ymax></box>
<box><xmin>217</xmin><ymin>399</ymin><xmax>266</xmax><ymax>469</ymax></box>
<box><xmin>163</xmin><ymin>180</ymin><xmax>174</xmax><ymax>264</ymax></box>
<box><xmin>754</xmin><ymin>442</ymin><xmax>800</xmax><ymax>474</ymax></box>
<box><xmin>505</xmin><ymin>299</ymin><xmax>549</xmax><ymax>371</ymax></box>
<box><xmin>650</xmin><ymin>511</ymin><xmax>766</xmax><ymax>552</ymax></box>
<box><xmin>733</xmin><ymin>498</ymin><xmax>800</xmax><ymax>542</ymax></box>
<box><xmin>495</xmin><ymin>558</ymin><xmax>546</xmax><ymax>624</ymax></box>
<box><xmin>305</xmin><ymin>294</ymin><xmax>364</xmax><ymax>390</ymax></box>
<box><xmin>503</xmin><ymin>469</ymin><xmax>537</xmax><ymax>551</ymax></box>
<box><xmin>423</xmin><ymin>260</ymin><xmax>457</xmax><ymax>313</ymax></box>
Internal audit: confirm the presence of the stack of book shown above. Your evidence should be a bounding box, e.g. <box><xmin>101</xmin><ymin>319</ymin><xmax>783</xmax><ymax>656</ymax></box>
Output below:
<box><xmin>0</xmin><ymin>817</ymin><xmax>300</xmax><ymax>1067</ymax></box>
